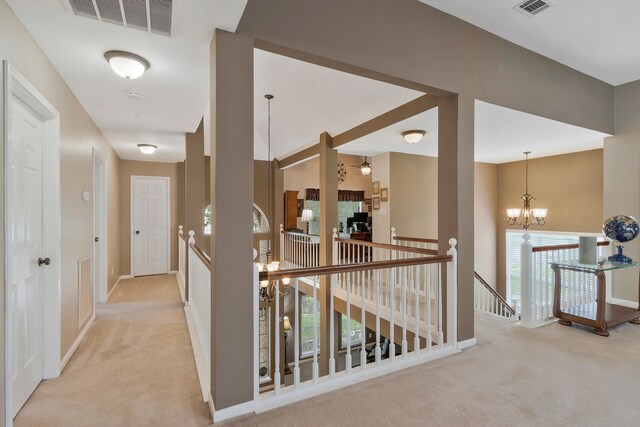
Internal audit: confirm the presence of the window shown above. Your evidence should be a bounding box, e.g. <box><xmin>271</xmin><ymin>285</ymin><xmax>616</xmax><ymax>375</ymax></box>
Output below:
<box><xmin>253</xmin><ymin>204</ymin><xmax>270</xmax><ymax>234</ymax></box>
<box><xmin>300</xmin><ymin>295</ymin><xmax>320</xmax><ymax>356</ymax></box>
<box><xmin>258</xmin><ymin>308</ymin><xmax>271</xmax><ymax>382</ymax></box>
<box><xmin>340</xmin><ymin>314</ymin><xmax>363</xmax><ymax>348</ymax></box>
<box><xmin>305</xmin><ymin>200</ymin><xmax>364</xmax><ymax>235</ymax></box>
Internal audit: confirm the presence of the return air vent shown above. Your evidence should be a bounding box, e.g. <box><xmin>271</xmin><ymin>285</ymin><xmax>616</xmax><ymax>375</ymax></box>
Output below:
<box><xmin>514</xmin><ymin>0</ymin><xmax>552</xmax><ymax>16</ymax></box>
<box><xmin>67</xmin><ymin>0</ymin><xmax>172</xmax><ymax>36</ymax></box>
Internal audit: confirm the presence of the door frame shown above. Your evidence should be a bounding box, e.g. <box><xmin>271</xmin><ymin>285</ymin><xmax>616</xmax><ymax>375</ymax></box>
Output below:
<box><xmin>3</xmin><ymin>62</ymin><xmax>62</xmax><ymax>424</ymax></box>
<box><xmin>92</xmin><ymin>149</ymin><xmax>108</xmax><ymax>305</ymax></box>
<box><xmin>130</xmin><ymin>175</ymin><xmax>171</xmax><ymax>276</ymax></box>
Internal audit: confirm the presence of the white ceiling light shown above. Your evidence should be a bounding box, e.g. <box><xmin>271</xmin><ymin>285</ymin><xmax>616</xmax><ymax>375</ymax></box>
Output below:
<box><xmin>104</xmin><ymin>50</ymin><xmax>150</xmax><ymax>79</ymax></box>
<box><xmin>137</xmin><ymin>144</ymin><xmax>157</xmax><ymax>155</ymax></box>
<box><xmin>402</xmin><ymin>130</ymin><xmax>426</xmax><ymax>144</ymax></box>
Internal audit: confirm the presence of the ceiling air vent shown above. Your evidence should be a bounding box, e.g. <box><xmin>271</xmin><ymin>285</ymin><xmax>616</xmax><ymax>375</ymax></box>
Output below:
<box><xmin>67</xmin><ymin>0</ymin><xmax>172</xmax><ymax>36</ymax></box>
<box><xmin>514</xmin><ymin>0</ymin><xmax>552</xmax><ymax>16</ymax></box>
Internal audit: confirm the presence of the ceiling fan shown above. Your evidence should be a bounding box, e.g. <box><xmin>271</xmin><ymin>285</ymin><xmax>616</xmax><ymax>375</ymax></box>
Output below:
<box><xmin>347</xmin><ymin>156</ymin><xmax>372</xmax><ymax>176</ymax></box>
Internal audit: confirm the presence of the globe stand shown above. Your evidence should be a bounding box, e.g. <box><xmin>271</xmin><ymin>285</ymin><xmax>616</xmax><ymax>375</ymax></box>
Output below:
<box><xmin>608</xmin><ymin>243</ymin><xmax>633</xmax><ymax>264</ymax></box>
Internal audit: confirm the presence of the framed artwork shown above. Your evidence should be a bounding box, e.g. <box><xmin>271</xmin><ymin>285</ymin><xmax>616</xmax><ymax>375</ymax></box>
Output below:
<box><xmin>372</xmin><ymin>197</ymin><xmax>380</xmax><ymax>210</ymax></box>
<box><xmin>380</xmin><ymin>188</ymin><xmax>389</xmax><ymax>201</ymax></box>
<box><xmin>368</xmin><ymin>205</ymin><xmax>372</xmax><ymax>212</ymax></box>
<box><xmin>364</xmin><ymin>198</ymin><xmax>372</xmax><ymax>205</ymax></box>
<box><xmin>372</xmin><ymin>181</ymin><xmax>380</xmax><ymax>195</ymax></box>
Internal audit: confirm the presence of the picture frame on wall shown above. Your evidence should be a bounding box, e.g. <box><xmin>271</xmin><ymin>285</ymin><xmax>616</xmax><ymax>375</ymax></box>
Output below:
<box><xmin>372</xmin><ymin>181</ymin><xmax>380</xmax><ymax>195</ymax></box>
<box><xmin>380</xmin><ymin>188</ymin><xmax>388</xmax><ymax>201</ymax></box>
<box><xmin>372</xmin><ymin>197</ymin><xmax>380</xmax><ymax>210</ymax></box>
<box><xmin>364</xmin><ymin>198</ymin><xmax>372</xmax><ymax>205</ymax></box>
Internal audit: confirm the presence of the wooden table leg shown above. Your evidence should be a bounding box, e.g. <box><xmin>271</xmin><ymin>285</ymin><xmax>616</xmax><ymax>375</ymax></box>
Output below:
<box><xmin>594</xmin><ymin>271</ymin><xmax>608</xmax><ymax>337</ymax></box>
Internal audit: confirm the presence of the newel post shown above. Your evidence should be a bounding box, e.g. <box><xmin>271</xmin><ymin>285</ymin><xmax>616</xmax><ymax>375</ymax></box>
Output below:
<box><xmin>279</xmin><ymin>224</ymin><xmax>285</xmax><ymax>264</ymax></box>
<box><xmin>332</xmin><ymin>228</ymin><xmax>338</xmax><ymax>265</ymax></box>
<box><xmin>446</xmin><ymin>238</ymin><xmax>458</xmax><ymax>347</ymax></box>
<box><xmin>188</xmin><ymin>230</ymin><xmax>196</xmax><ymax>246</ymax></box>
<box><xmin>179</xmin><ymin>225</ymin><xmax>184</xmax><ymax>237</ymax></box>
<box><xmin>521</xmin><ymin>233</ymin><xmax>533</xmax><ymax>327</ymax></box>
<box><xmin>391</xmin><ymin>226</ymin><xmax>397</xmax><ymax>243</ymax></box>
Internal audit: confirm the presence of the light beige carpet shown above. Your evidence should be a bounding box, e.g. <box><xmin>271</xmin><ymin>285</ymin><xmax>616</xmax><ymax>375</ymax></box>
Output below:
<box><xmin>14</xmin><ymin>274</ymin><xmax>211</xmax><ymax>427</ymax></box>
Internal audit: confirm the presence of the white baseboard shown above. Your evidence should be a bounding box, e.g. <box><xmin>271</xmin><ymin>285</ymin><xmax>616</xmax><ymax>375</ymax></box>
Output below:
<box><xmin>169</xmin><ymin>270</ymin><xmax>178</xmax><ymax>274</ymax></box>
<box><xmin>59</xmin><ymin>316</ymin><xmax>94</xmax><ymax>372</ymax></box>
<box><xmin>212</xmin><ymin>400</ymin><xmax>256</xmax><ymax>424</ymax></box>
<box><xmin>608</xmin><ymin>297</ymin><xmax>639</xmax><ymax>309</ymax></box>
<box><xmin>457</xmin><ymin>337</ymin><xmax>477</xmax><ymax>350</ymax></box>
<box><xmin>183</xmin><ymin>304</ymin><xmax>210</xmax><ymax>403</ymax></box>
<box><xmin>107</xmin><ymin>275</ymin><xmax>133</xmax><ymax>301</ymax></box>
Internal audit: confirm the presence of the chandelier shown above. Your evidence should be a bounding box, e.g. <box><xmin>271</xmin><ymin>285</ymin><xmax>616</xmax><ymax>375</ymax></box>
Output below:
<box><xmin>257</xmin><ymin>261</ymin><xmax>291</xmax><ymax>303</ymax></box>
<box><xmin>506</xmin><ymin>151</ymin><xmax>547</xmax><ymax>230</ymax></box>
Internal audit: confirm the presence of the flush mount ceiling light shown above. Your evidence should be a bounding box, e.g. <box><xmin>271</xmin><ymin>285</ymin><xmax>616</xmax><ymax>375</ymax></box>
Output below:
<box><xmin>137</xmin><ymin>144</ymin><xmax>157</xmax><ymax>155</ymax></box>
<box><xmin>104</xmin><ymin>50</ymin><xmax>150</xmax><ymax>79</ymax></box>
<box><xmin>402</xmin><ymin>130</ymin><xmax>426</xmax><ymax>144</ymax></box>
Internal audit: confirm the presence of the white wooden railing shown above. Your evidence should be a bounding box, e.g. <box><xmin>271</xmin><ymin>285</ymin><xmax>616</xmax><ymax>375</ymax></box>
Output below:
<box><xmin>253</xmin><ymin>237</ymin><xmax>458</xmax><ymax>412</ymax></box>
<box><xmin>178</xmin><ymin>227</ymin><xmax>212</xmax><ymax>403</ymax></box>
<box><xmin>474</xmin><ymin>272</ymin><xmax>518</xmax><ymax>319</ymax></box>
<box><xmin>280</xmin><ymin>225</ymin><xmax>320</xmax><ymax>269</ymax></box>
<box><xmin>520</xmin><ymin>233</ymin><xmax>610</xmax><ymax>327</ymax></box>
<box><xmin>178</xmin><ymin>225</ymin><xmax>187</xmax><ymax>303</ymax></box>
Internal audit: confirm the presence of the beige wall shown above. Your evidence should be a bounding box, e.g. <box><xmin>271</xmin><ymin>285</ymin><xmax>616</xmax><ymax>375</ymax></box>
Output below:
<box><xmin>120</xmin><ymin>160</ymin><xmax>180</xmax><ymax>275</ymax></box>
<box><xmin>496</xmin><ymin>149</ymin><xmax>604</xmax><ymax>294</ymax></box>
<box><xmin>604</xmin><ymin>81</ymin><xmax>640</xmax><ymax>300</ymax></box>
<box><xmin>371</xmin><ymin>153</ymin><xmax>391</xmax><ymax>243</ymax></box>
<box><xmin>0</xmin><ymin>0</ymin><xmax>122</xmax><ymax>382</ymax></box>
<box><xmin>475</xmin><ymin>163</ymin><xmax>498</xmax><ymax>287</ymax></box>
<box><xmin>389</xmin><ymin>153</ymin><xmax>438</xmax><ymax>240</ymax></box>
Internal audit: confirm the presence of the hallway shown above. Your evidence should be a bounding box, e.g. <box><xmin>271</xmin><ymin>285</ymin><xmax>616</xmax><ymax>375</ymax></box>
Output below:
<box><xmin>14</xmin><ymin>275</ymin><xmax>211</xmax><ymax>427</ymax></box>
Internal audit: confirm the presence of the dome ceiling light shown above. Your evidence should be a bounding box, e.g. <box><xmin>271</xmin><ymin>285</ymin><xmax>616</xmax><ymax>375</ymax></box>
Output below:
<box><xmin>137</xmin><ymin>144</ymin><xmax>157</xmax><ymax>155</ymax></box>
<box><xmin>402</xmin><ymin>130</ymin><xmax>426</xmax><ymax>144</ymax></box>
<box><xmin>104</xmin><ymin>50</ymin><xmax>150</xmax><ymax>79</ymax></box>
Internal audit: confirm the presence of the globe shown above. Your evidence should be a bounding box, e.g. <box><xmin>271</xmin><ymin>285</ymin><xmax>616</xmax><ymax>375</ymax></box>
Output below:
<box><xmin>603</xmin><ymin>215</ymin><xmax>640</xmax><ymax>264</ymax></box>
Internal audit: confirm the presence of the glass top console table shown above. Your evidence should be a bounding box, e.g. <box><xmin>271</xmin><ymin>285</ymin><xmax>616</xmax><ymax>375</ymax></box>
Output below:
<box><xmin>551</xmin><ymin>261</ymin><xmax>640</xmax><ymax>337</ymax></box>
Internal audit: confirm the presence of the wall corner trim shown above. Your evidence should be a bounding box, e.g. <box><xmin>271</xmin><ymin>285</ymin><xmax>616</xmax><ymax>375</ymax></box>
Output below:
<box><xmin>107</xmin><ymin>275</ymin><xmax>133</xmax><ymax>301</ymax></box>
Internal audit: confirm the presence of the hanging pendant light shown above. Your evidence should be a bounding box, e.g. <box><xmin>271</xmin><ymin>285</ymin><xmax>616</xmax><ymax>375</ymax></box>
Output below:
<box><xmin>506</xmin><ymin>151</ymin><xmax>548</xmax><ymax>230</ymax></box>
<box><xmin>259</xmin><ymin>94</ymin><xmax>290</xmax><ymax>303</ymax></box>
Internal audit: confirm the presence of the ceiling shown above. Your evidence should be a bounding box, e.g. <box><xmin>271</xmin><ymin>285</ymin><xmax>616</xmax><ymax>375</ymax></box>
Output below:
<box><xmin>420</xmin><ymin>0</ymin><xmax>640</xmax><ymax>85</ymax></box>
<box><xmin>339</xmin><ymin>101</ymin><xmax>609</xmax><ymax>164</ymax></box>
<box><xmin>253</xmin><ymin>50</ymin><xmax>425</xmax><ymax>161</ymax></box>
<box><xmin>6</xmin><ymin>0</ymin><xmax>247</xmax><ymax>162</ymax></box>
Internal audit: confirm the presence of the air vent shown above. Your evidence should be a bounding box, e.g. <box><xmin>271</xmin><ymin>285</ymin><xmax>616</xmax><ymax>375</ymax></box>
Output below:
<box><xmin>67</xmin><ymin>0</ymin><xmax>172</xmax><ymax>36</ymax></box>
<box><xmin>514</xmin><ymin>0</ymin><xmax>552</xmax><ymax>16</ymax></box>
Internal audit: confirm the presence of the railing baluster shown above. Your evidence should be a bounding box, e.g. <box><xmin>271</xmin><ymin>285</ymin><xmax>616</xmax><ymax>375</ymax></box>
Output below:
<box><xmin>346</xmin><ymin>266</ymin><xmax>352</xmax><ymax>373</ymax></box>
<box><xmin>274</xmin><ymin>279</ymin><xmax>281</xmax><ymax>395</ymax></box>
<box><xmin>402</xmin><ymin>266</ymin><xmax>408</xmax><ymax>356</ymax></box>
<box><xmin>375</xmin><ymin>269</ymin><xmax>381</xmax><ymax>365</ymax></box>
<box><xmin>414</xmin><ymin>264</ymin><xmax>420</xmax><ymax>354</ymax></box>
<box><xmin>294</xmin><ymin>278</ymin><xmax>300</xmax><ymax>387</ymax></box>
<box><xmin>329</xmin><ymin>271</ymin><xmax>335</xmax><ymax>377</ymax></box>
<box><xmin>426</xmin><ymin>263</ymin><xmax>432</xmax><ymax>352</ymax></box>
<box><xmin>361</xmin><ymin>264</ymin><xmax>367</xmax><ymax>369</ymax></box>
<box><xmin>437</xmin><ymin>263</ymin><xmax>444</xmax><ymax>346</ymax></box>
<box><xmin>312</xmin><ymin>275</ymin><xmax>319</xmax><ymax>383</ymax></box>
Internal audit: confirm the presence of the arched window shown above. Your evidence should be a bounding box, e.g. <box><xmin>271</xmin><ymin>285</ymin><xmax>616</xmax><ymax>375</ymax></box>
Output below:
<box><xmin>253</xmin><ymin>204</ymin><xmax>270</xmax><ymax>234</ymax></box>
<box><xmin>204</xmin><ymin>203</ymin><xmax>270</xmax><ymax>235</ymax></box>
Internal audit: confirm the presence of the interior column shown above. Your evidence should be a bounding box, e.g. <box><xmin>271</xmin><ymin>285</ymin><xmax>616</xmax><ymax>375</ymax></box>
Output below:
<box><xmin>318</xmin><ymin>131</ymin><xmax>338</xmax><ymax>376</ymax></box>
<box><xmin>185</xmin><ymin>118</ymin><xmax>206</xmax><ymax>240</ymax></box>
<box><xmin>210</xmin><ymin>29</ymin><xmax>254</xmax><ymax>410</ymax></box>
<box><xmin>437</xmin><ymin>94</ymin><xmax>475</xmax><ymax>344</ymax></box>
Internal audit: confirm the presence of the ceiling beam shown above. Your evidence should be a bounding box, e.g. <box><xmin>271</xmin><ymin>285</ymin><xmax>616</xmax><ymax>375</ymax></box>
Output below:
<box><xmin>332</xmin><ymin>94</ymin><xmax>439</xmax><ymax>149</ymax></box>
<box><xmin>277</xmin><ymin>143</ymin><xmax>320</xmax><ymax>169</ymax></box>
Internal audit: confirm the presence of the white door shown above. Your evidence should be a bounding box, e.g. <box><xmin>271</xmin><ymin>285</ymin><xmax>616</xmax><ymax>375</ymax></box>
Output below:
<box><xmin>93</xmin><ymin>154</ymin><xmax>107</xmax><ymax>303</ymax></box>
<box><xmin>9</xmin><ymin>97</ymin><xmax>45</xmax><ymax>416</ymax></box>
<box><xmin>132</xmin><ymin>177</ymin><xmax>169</xmax><ymax>276</ymax></box>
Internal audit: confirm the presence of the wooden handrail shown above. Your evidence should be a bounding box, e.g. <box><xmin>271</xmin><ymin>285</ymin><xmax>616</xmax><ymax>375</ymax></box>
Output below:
<box><xmin>393</xmin><ymin>236</ymin><xmax>438</xmax><ymax>245</ymax></box>
<box><xmin>335</xmin><ymin>238</ymin><xmax>439</xmax><ymax>256</ymax></box>
<box><xmin>180</xmin><ymin>233</ymin><xmax>188</xmax><ymax>242</ymax></box>
<box><xmin>190</xmin><ymin>242</ymin><xmax>211</xmax><ymax>270</ymax></box>
<box><xmin>532</xmin><ymin>240</ymin><xmax>609</xmax><ymax>253</ymax></box>
<box><xmin>474</xmin><ymin>271</ymin><xmax>516</xmax><ymax>315</ymax></box>
<box><xmin>259</xmin><ymin>255</ymin><xmax>452</xmax><ymax>281</ymax></box>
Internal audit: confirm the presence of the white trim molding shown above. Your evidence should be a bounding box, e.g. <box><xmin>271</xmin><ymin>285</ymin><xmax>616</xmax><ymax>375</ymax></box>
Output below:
<box><xmin>107</xmin><ymin>275</ymin><xmax>133</xmax><ymax>301</ymax></box>
<box><xmin>212</xmin><ymin>400</ymin><xmax>257</xmax><ymax>424</ymax></box>
<box><xmin>183</xmin><ymin>304</ymin><xmax>210</xmax><ymax>402</ymax></box>
<box><xmin>457</xmin><ymin>337</ymin><xmax>477</xmax><ymax>350</ymax></box>
<box><xmin>60</xmin><ymin>316</ymin><xmax>95</xmax><ymax>372</ymax></box>
<box><xmin>607</xmin><ymin>297</ymin><xmax>639</xmax><ymax>309</ymax></box>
